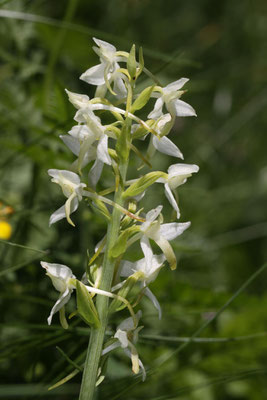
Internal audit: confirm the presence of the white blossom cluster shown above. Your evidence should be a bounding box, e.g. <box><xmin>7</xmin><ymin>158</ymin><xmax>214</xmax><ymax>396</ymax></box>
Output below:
<box><xmin>41</xmin><ymin>38</ymin><xmax>199</xmax><ymax>382</ymax></box>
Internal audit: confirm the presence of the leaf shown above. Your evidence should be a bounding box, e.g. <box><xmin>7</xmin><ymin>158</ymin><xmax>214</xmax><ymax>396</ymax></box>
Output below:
<box><xmin>130</xmin><ymin>86</ymin><xmax>155</xmax><ymax>113</ymax></box>
<box><xmin>123</xmin><ymin>171</ymin><xmax>167</xmax><ymax>198</ymax></box>
<box><xmin>76</xmin><ymin>281</ymin><xmax>100</xmax><ymax>328</ymax></box>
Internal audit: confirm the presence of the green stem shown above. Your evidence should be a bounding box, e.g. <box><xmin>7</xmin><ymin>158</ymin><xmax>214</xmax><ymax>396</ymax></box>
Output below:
<box><xmin>79</xmin><ymin>162</ymin><xmax>128</xmax><ymax>400</ymax></box>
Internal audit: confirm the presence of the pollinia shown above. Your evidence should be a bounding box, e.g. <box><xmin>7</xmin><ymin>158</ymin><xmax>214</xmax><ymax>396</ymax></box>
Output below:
<box><xmin>41</xmin><ymin>38</ymin><xmax>199</xmax><ymax>399</ymax></box>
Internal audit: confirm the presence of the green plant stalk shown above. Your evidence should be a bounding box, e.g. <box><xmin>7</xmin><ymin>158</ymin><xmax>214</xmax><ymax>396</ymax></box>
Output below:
<box><xmin>78</xmin><ymin>163</ymin><xmax>129</xmax><ymax>400</ymax></box>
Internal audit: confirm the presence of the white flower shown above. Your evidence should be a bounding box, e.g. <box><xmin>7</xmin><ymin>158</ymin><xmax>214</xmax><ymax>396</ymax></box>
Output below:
<box><xmin>60</xmin><ymin>125</ymin><xmax>111</xmax><ymax>190</ymax></box>
<box><xmin>120</xmin><ymin>254</ymin><xmax>165</xmax><ymax>285</ymax></box>
<box><xmin>120</xmin><ymin>254</ymin><xmax>166</xmax><ymax>318</ymax></box>
<box><xmin>48</xmin><ymin>169</ymin><xmax>86</xmax><ymax>226</ymax></box>
<box><xmin>80</xmin><ymin>38</ymin><xmax>127</xmax><ymax>98</ymax></box>
<box><xmin>148</xmin><ymin>78</ymin><xmax>196</xmax><ymax>119</ymax></box>
<box><xmin>41</xmin><ymin>262</ymin><xmax>76</xmax><ymax>326</ymax></box>
<box><xmin>102</xmin><ymin>311</ymin><xmax>146</xmax><ymax>380</ymax></box>
<box><xmin>147</xmin><ymin>114</ymin><xmax>184</xmax><ymax>160</ymax></box>
<box><xmin>140</xmin><ymin>206</ymin><xmax>190</xmax><ymax>270</ymax></box>
<box><xmin>157</xmin><ymin>163</ymin><xmax>199</xmax><ymax>218</ymax></box>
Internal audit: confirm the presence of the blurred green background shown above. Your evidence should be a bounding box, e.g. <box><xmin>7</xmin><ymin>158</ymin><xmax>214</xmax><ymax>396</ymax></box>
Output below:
<box><xmin>1</xmin><ymin>0</ymin><xmax>267</xmax><ymax>399</ymax></box>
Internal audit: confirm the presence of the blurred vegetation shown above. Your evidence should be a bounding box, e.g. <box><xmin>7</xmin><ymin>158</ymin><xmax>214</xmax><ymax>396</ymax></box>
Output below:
<box><xmin>0</xmin><ymin>0</ymin><xmax>267</xmax><ymax>399</ymax></box>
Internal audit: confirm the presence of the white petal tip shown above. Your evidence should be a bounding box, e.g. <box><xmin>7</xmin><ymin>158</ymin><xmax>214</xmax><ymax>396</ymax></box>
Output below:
<box><xmin>40</xmin><ymin>261</ymin><xmax>47</xmax><ymax>269</ymax></box>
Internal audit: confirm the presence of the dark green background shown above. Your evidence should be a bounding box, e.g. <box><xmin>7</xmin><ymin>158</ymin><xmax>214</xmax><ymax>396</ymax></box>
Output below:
<box><xmin>1</xmin><ymin>0</ymin><xmax>267</xmax><ymax>399</ymax></box>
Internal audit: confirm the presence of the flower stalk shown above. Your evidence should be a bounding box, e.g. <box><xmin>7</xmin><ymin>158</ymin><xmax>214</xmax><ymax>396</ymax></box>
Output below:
<box><xmin>79</xmin><ymin>164</ymin><xmax>128</xmax><ymax>400</ymax></box>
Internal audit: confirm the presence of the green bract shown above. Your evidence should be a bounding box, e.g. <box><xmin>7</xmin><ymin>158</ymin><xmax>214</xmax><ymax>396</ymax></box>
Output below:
<box><xmin>76</xmin><ymin>281</ymin><xmax>100</xmax><ymax>328</ymax></box>
<box><xmin>123</xmin><ymin>171</ymin><xmax>167</xmax><ymax>198</ymax></box>
<box><xmin>130</xmin><ymin>86</ymin><xmax>155</xmax><ymax>113</ymax></box>
<box><xmin>127</xmin><ymin>44</ymin><xmax>137</xmax><ymax>79</ymax></box>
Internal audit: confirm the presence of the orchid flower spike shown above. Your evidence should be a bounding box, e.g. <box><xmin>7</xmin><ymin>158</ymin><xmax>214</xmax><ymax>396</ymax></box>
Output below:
<box><xmin>102</xmin><ymin>311</ymin><xmax>146</xmax><ymax>380</ymax></box>
<box><xmin>41</xmin><ymin>262</ymin><xmax>76</xmax><ymax>327</ymax></box>
<box><xmin>157</xmin><ymin>163</ymin><xmax>199</xmax><ymax>219</ymax></box>
<box><xmin>120</xmin><ymin>254</ymin><xmax>166</xmax><ymax>318</ymax></box>
<box><xmin>140</xmin><ymin>206</ymin><xmax>190</xmax><ymax>270</ymax></box>
<box><xmin>48</xmin><ymin>169</ymin><xmax>86</xmax><ymax>226</ymax></box>
<box><xmin>80</xmin><ymin>38</ymin><xmax>128</xmax><ymax>98</ymax></box>
<box><xmin>148</xmin><ymin>78</ymin><xmax>196</xmax><ymax>119</ymax></box>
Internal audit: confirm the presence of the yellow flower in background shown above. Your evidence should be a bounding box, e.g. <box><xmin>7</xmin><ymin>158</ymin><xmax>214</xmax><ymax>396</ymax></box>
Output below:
<box><xmin>0</xmin><ymin>202</ymin><xmax>14</xmax><ymax>240</ymax></box>
<box><xmin>0</xmin><ymin>220</ymin><xmax>12</xmax><ymax>239</ymax></box>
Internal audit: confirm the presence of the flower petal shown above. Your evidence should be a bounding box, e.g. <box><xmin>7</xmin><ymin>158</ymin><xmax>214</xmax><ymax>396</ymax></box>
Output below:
<box><xmin>164</xmin><ymin>183</ymin><xmax>180</xmax><ymax>219</ymax></box>
<box><xmin>115</xmin><ymin>329</ymin><xmax>128</xmax><ymax>348</ymax></box>
<box><xmin>138</xmin><ymin>357</ymin><xmax>146</xmax><ymax>381</ymax></box>
<box><xmin>65</xmin><ymin>193</ymin><xmax>78</xmax><ymax>226</ymax></box>
<box><xmin>165</xmin><ymin>78</ymin><xmax>189</xmax><ymax>92</ymax></box>
<box><xmin>154</xmin><ymin>236</ymin><xmax>177</xmax><ymax>270</ymax></box>
<box><xmin>144</xmin><ymin>287</ymin><xmax>162</xmax><ymax>319</ymax></box>
<box><xmin>49</xmin><ymin>198</ymin><xmax>79</xmax><ymax>226</ymax></box>
<box><xmin>120</xmin><ymin>259</ymin><xmax>137</xmax><ymax>278</ymax></box>
<box><xmin>140</xmin><ymin>235</ymin><xmax>153</xmax><ymax>269</ymax></box>
<box><xmin>117</xmin><ymin>310</ymin><xmax>142</xmax><ymax>332</ymax></box>
<box><xmin>93</xmin><ymin>37</ymin><xmax>116</xmax><ymax>52</ymax></box>
<box><xmin>65</xmin><ymin>89</ymin><xmax>90</xmax><ymax>109</ymax></box>
<box><xmin>160</xmin><ymin>221</ymin><xmax>191</xmax><ymax>241</ymax></box>
<box><xmin>168</xmin><ymin>163</ymin><xmax>199</xmax><ymax>189</ymax></box>
<box><xmin>88</xmin><ymin>159</ymin><xmax>104</xmax><ymax>188</ymax></box>
<box><xmin>97</xmin><ymin>135</ymin><xmax>111</xmax><ymax>165</ymax></box>
<box><xmin>172</xmin><ymin>99</ymin><xmax>197</xmax><ymax>117</ymax></box>
<box><xmin>123</xmin><ymin>347</ymin><xmax>146</xmax><ymax>380</ymax></box>
<box><xmin>68</xmin><ymin>124</ymin><xmax>94</xmax><ymax>141</ymax></box>
<box><xmin>152</xmin><ymin>135</ymin><xmax>183</xmax><ymax>159</ymax></box>
<box><xmin>47</xmin><ymin>287</ymin><xmax>72</xmax><ymax>325</ymax></box>
<box><xmin>113</xmin><ymin>75</ymin><xmax>127</xmax><ymax>98</ymax></box>
<box><xmin>101</xmin><ymin>341</ymin><xmax>120</xmax><ymax>356</ymax></box>
<box><xmin>60</xmin><ymin>135</ymin><xmax>80</xmax><ymax>156</ymax></box>
<box><xmin>41</xmin><ymin>262</ymin><xmax>75</xmax><ymax>284</ymax></box>
<box><xmin>80</xmin><ymin>63</ymin><xmax>106</xmax><ymax>85</ymax></box>
<box><xmin>49</xmin><ymin>205</ymin><xmax>67</xmax><ymax>225</ymax></box>
<box><xmin>48</xmin><ymin>169</ymin><xmax>81</xmax><ymax>186</ymax></box>
<box><xmin>148</xmin><ymin>97</ymin><xmax>164</xmax><ymax>119</ymax></box>
<box><xmin>144</xmin><ymin>206</ymin><xmax>163</xmax><ymax>225</ymax></box>
<box><xmin>168</xmin><ymin>163</ymin><xmax>199</xmax><ymax>177</ymax></box>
